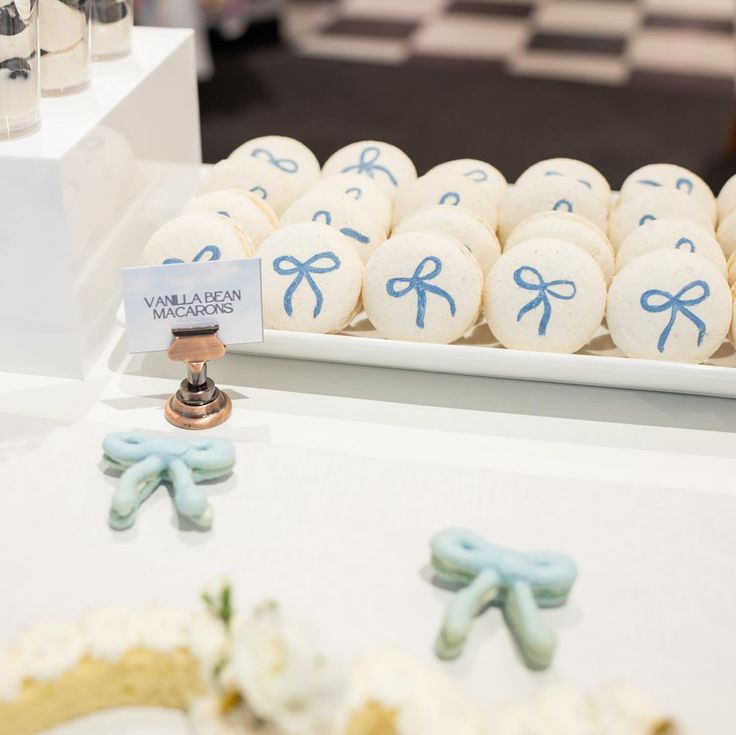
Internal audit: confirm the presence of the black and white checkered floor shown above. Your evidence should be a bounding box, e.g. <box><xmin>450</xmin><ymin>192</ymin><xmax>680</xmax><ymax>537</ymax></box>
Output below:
<box><xmin>293</xmin><ymin>0</ymin><xmax>735</xmax><ymax>93</ymax></box>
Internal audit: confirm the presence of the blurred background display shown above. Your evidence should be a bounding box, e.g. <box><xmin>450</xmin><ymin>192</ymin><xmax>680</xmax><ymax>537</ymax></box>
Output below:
<box><xmin>134</xmin><ymin>0</ymin><xmax>736</xmax><ymax>189</ymax></box>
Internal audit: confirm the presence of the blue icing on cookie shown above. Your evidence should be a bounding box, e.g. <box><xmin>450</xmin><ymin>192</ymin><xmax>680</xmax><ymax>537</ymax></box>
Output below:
<box><xmin>340</xmin><ymin>146</ymin><xmax>398</xmax><ymax>187</ymax></box>
<box><xmin>639</xmin><ymin>214</ymin><xmax>656</xmax><ymax>226</ymax></box>
<box><xmin>640</xmin><ymin>280</ymin><xmax>709</xmax><ymax>353</ymax></box>
<box><xmin>439</xmin><ymin>191</ymin><xmax>460</xmax><ymax>206</ymax></box>
<box><xmin>544</xmin><ymin>170</ymin><xmax>592</xmax><ymax>190</ymax></box>
<box><xmin>345</xmin><ymin>186</ymin><xmax>362</xmax><ymax>200</ymax></box>
<box><xmin>311</xmin><ymin>209</ymin><xmax>370</xmax><ymax>245</ymax></box>
<box><xmin>217</xmin><ymin>210</ymin><xmax>231</xmax><ymax>218</ymax></box>
<box><xmin>552</xmin><ymin>199</ymin><xmax>573</xmax><ymax>213</ymax></box>
<box><xmin>102</xmin><ymin>432</ymin><xmax>235</xmax><ymax>531</ymax></box>
<box><xmin>676</xmin><ymin>177</ymin><xmax>693</xmax><ymax>194</ymax></box>
<box><xmin>386</xmin><ymin>256</ymin><xmax>456</xmax><ymax>329</ymax></box>
<box><xmin>514</xmin><ymin>266</ymin><xmax>576</xmax><ymax>336</ymax></box>
<box><xmin>674</xmin><ymin>237</ymin><xmax>696</xmax><ymax>253</ymax></box>
<box><xmin>163</xmin><ymin>245</ymin><xmax>221</xmax><ymax>265</ymax></box>
<box><xmin>429</xmin><ymin>528</ymin><xmax>577</xmax><ymax>669</ymax></box>
<box><xmin>273</xmin><ymin>251</ymin><xmax>341</xmax><ymax>318</ymax></box>
<box><xmin>465</xmin><ymin>169</ymin><xmax>488</xmax><ymax>182</ymax></box>
<box><xmin>250</xmin><ymin>147</ymin><xmax>298</xmax><ymax>174</ymax></box>
<box><xmin>638</xmin><ymin>179</ymin><xmax>662</xmax><ymax>187</ymax></box>
<box><xmin>250</xmin><ymin>186</ymin><xmax>268</xmax><ymax>199</ymax></box>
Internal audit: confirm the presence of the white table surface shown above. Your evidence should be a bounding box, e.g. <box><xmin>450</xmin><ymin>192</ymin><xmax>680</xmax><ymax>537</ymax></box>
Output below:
<box><xmin>2</xmin><ymin>329</ymin><xmax>735</xmax><ymax>734</ymax></box>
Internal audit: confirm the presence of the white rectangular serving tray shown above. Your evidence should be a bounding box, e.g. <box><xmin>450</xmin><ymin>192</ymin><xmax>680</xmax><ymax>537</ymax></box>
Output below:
<box><xmin>230</xmin><ymin>315</ymin><xmax>736</xmax><ymax>398</ymax></box>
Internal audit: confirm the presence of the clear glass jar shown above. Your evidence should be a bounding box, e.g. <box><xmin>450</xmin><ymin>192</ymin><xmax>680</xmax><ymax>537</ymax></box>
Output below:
<box><xmin>0</xmin><ymin>0</ymin><xmax>40</xmax><ymax>138</ymax></box>
<box><xmin>91</xmin><ymin>0</ymin><xmax>132</xmax><ymax>60</ymax></box>
<box><xmin>40</xmin><ymin>0</ymin><xmax>91</xmax><ymax>96</ymax></box>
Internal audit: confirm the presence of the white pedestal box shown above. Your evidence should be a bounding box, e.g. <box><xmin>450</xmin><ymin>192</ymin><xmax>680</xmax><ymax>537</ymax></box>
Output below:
<box><xmin>0</xmin><ymin>27</ymin><xmax>202</xmax><ymax>379</ymax></box>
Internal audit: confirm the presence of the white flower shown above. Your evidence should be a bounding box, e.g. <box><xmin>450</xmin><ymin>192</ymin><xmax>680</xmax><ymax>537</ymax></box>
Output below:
<box><xmin>230</xmin><ymin>602</ymin><xmax>344</xmax><ymax>735</ymax></box>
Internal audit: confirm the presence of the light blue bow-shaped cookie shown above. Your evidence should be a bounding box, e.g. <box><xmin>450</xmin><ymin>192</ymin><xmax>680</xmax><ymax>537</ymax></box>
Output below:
<box><xmin>430</xmin><ymin>528</ymin><xmax>577</xmax><ymax>670</ymax></box>
<box><xmin>102</xmin><ymin>433</ymin><xmax>236</xmax><ymax>530</ymax></box>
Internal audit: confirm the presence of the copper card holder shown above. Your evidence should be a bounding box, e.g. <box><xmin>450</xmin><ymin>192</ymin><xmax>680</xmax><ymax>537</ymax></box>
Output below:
<box><xmin>165</xmin><ymin>326</ymin><xmax>232</xmax><ymax>430</ymax></box>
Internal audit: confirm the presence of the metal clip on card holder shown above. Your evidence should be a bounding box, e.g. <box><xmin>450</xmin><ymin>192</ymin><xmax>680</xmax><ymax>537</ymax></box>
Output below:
<box><xmin>165</xmin><ymin>325</ymin><xmax>232</xmax><ymax>430</ymax></box>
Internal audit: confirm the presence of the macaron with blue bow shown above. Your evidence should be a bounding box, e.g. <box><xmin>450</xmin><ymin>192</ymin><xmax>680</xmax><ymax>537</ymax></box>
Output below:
<box><xmin>425</xmin><ymin>157</ymin><xmax>507</xmax><ymax>206</ymax></box>
<box><xmin>141</xmin><ymin>212</ymin><xmax>254</xmax><ymax>267</ymax></box>
<box><xmin>619</xmin><ymin>163</ymin><xmax>716</xmax><ymax>225</ymax></box>
<box><xmin>484</xmin><ymin>238</ymin><xmax>606</xmax><ymax>353</ymax></box>
<box><xmin>616</xmin><ymin>218</ymin><xmax>726</xmax><ymax>275</ymax></box>
<box><xmin>499</xmin><ymin>175</ymin><xmax>608</xmax><ymax>244</ymax></box>
<box><xmin>321</xmin><ymin>140</ymin><xmax>417</xmax><ymax>200</ymax></box>
<box><xmin>393</xmin><ymin>204</ymin><xmax>501</xmax><ymax>278</ymax></box>
<box><xmin>185</xmin><ymin>189</ymin><xmax>277</xmax><ymax>249</ymax></box>
<box><xmin>197</xmin><ymin>156</ymin><xmax>308</xmax><ymax>216</ymax></box>
<box><xmin>279</xmin><ymin>189</ymin><xmax>387</xmax><ymax>263</ymax></box>
<box><xmin>228</xmin><ymin>134</ymin><xmax>321</xmax><ymax>198</ymax></box>
<box><xmin>608</xmin><ymin>249</ymin><xmax>731</xmax><ymax>363</ymax></box>
<box><xmin>515</xmin><ymin>157</ymin><xmax>611</xmax><ymax>207</ymax></box>
<box><xmin>608</xmin><ymin>188</ymin><xmax>715</xmax><ymax>252</ymax></box>
<box><xmin>392</xmin><ymin>171</ymin><xmax>498</xmax><ymax>230</ymax></box>
<box><xmin>505</xmin><ymin>210</ymin><xmax>615</xmax><ymax>284</ymax></box>
<box><xmin>307</xmin><ymin>173</ymin><xmax>393</xmax><ymax>231</ymax></box>
<box><xmin>363</xmin><ymin>230</ymin><xmax>482</xmax><ymax>344</ymax></box>
<box><xmin>259</xmin><ymin>222</ymin><xmax>363</xmax><ymax>333</ymax></box>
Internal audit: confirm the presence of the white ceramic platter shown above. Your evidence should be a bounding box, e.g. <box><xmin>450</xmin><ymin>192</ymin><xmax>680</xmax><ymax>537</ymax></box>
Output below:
<box><xmin>230</xmin><ymin>315</ymin><xmax>736</xmax><ymax>398</ymax></box>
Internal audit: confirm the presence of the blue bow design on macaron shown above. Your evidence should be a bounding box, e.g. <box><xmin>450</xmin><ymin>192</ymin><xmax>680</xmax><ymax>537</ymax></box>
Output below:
<box><xmin>312</xmin><ymin>209</ymin><xmax>370</xmax><ymax>244</ymax></box>
<box><xmin>675</xmin><ymin>237</ymin><xmax>695</xmax><ymax>253</ymax></box>
<box><xmin>640</xmin><ymin>280</ymin><xmax>709</xmax><ymax>353</ymax></box>
<box><xmin>163</xmin><ymin>245</ymin><xmax>222</xmax><ymax>265</ymax></box>
<box><xmin>465</xmin><ymin>169</ymin><xmax>488</xmax><ymax>182</ymax></box>
<box><xmin>250</xmin><ymin>147</ymin><xmax>298</xmax><ymax>174</ymax></box>
<box><xmin>439</xmin><ymin>191</ymin><xmax>460</xmax><ymax>206</ymax></box>
<box><xmin>514</xmin><ymin>266</ymin><xmax>577</xmax><ymax>336</ymax></box>
<box><xmin>273</xmin><ymin>251</ymin><xmax>341</xmax><ymax>318</ymax></box>
<box><xmin>341</xmin><ymin>146</ymin><xmax>398</xmax><ymax>187</ymax></box>
<box><xmin>544</xmin><ymin>170</ymin><xmax>592</xmax><ymax>190</ymax></box>
<box><xmin>552</xmin><ymin>198</ymin><xmax>573</xmax><ymax>212</ymax></box>
<box><xmin>386</xmin><ymin>256</ymin><xmax>456</xmax><ymax>329</ymax></box>
<box><xmin>102</xmin><ymin>433</ymin><xmax>235</xmax><ymax>531</ymax></box>
<box><xmin>430</xmin><ymin>528</ymin><xmax>577</xmax><ymax>670</ymax></box>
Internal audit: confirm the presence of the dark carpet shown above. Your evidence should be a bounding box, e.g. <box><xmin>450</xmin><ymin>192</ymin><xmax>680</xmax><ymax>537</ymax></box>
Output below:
<box><xmin>198</xmin><ymin>26</ymin><xmax>736</xmax><ymax>192</ymax></box>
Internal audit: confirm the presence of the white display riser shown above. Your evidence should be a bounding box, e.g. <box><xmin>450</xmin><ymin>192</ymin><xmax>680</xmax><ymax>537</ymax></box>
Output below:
<box><xmin>0</xmin><ymin>27</ymin><xmax>201</xmax><ymax>379</ymax></box>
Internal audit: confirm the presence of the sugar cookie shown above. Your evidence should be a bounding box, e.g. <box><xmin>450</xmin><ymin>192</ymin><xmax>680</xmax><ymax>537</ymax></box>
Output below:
<box><xmin>484</xmin><ymin>239</ymin><xmax>606</xmax><ymax>353</ymax></box>
<box><xmin>184</xmin><ymin>189</ymin><xmax>277</xmax><ymax>249</ymax></box>
<box><xmin>280</xmin><ymin>191</ymin><xmax>387</xmax><ymax>263</ymax></box>
<box><xmin>716</xmin><ymin>208</ymin><xmax>736</xmax><ymax>259</ymax></box>
<box><xmin>322</xmin><ymin>140</ymin><xmax>417</xmax><ymax>199</ymax></box>
<box><xmin>717</xmin><ymin>174</ymin><xmax>736</xmax><ymax>222</ymax></box>
<box><xmin>305</xmin><ymin>173</ymin><xmax>393</xmax><ymax>230</ymax></box>
<box><xmin>608</xmin><ymin>189</ymin><xmax>714</xmax><ymax>252</ymax></box>
<box><xmin>499</xmin><ymin>176</ymin><xmax>608</xmax><ymax>243</ymax></box>
<box><xmin>619</xmin><ymin>163</ymin><xmax>716</xmax><ymax>224</ymax></box>
<box><xmin>393</xmin><ymin>205</ymin><xmax>501</xmax><ymax>277</ymax></box>
<box><xmin>425</xmin><ymin>159</ymin><xmax>507</xmax><ymax>205</ymax></box>
<box><xmin>228</xmin><ymin>135</ymin><xmax>321</xmax><ymax>196</ymax></box>
<box><xmin>259</xmin><ymin>222</ymin><xmax>363</xmax><ymax>333</ymax></box>
<box><xmin>617</xmin><ymin>218</ymin><xmax>726</xmax><ymax>275</ymax></box>
<box><xmin>607</xmin><ymin>250</ymin><xmax>731</xmax><ymax>363</ymax></box>
<box><xmin>392</xmin><ymin>172</ymin><xmax>498</xmax><ymax>230</ymax></box>
<box><xmin>505</xmin><ymin>211</ymin><xmax>615</xmax><ymax>284</ymax></box>
<box><xmin>140</xmin><ymin>212</ymin><xmax>254</xmax><ymax>266</ymax></box>
<box><xmin>198</xmin><ymin>158</ymin><xmax>305</xmax><ymax>215</ymax></box>
<box><xmin>363</xmin><ymin>231</ymin><xmax>482</xmax><ymax>343</ymax></box>
<box><xmin>515</xmin><ymin>158</ymin><xmax>611</xmax><ymax>207</ymax></box>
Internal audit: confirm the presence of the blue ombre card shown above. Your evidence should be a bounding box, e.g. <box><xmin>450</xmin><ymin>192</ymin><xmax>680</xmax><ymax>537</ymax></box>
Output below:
<box><xmin>122</xmin><ymin>259</ymin><xmax>263</xmax><ymax>353</ymax></box>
